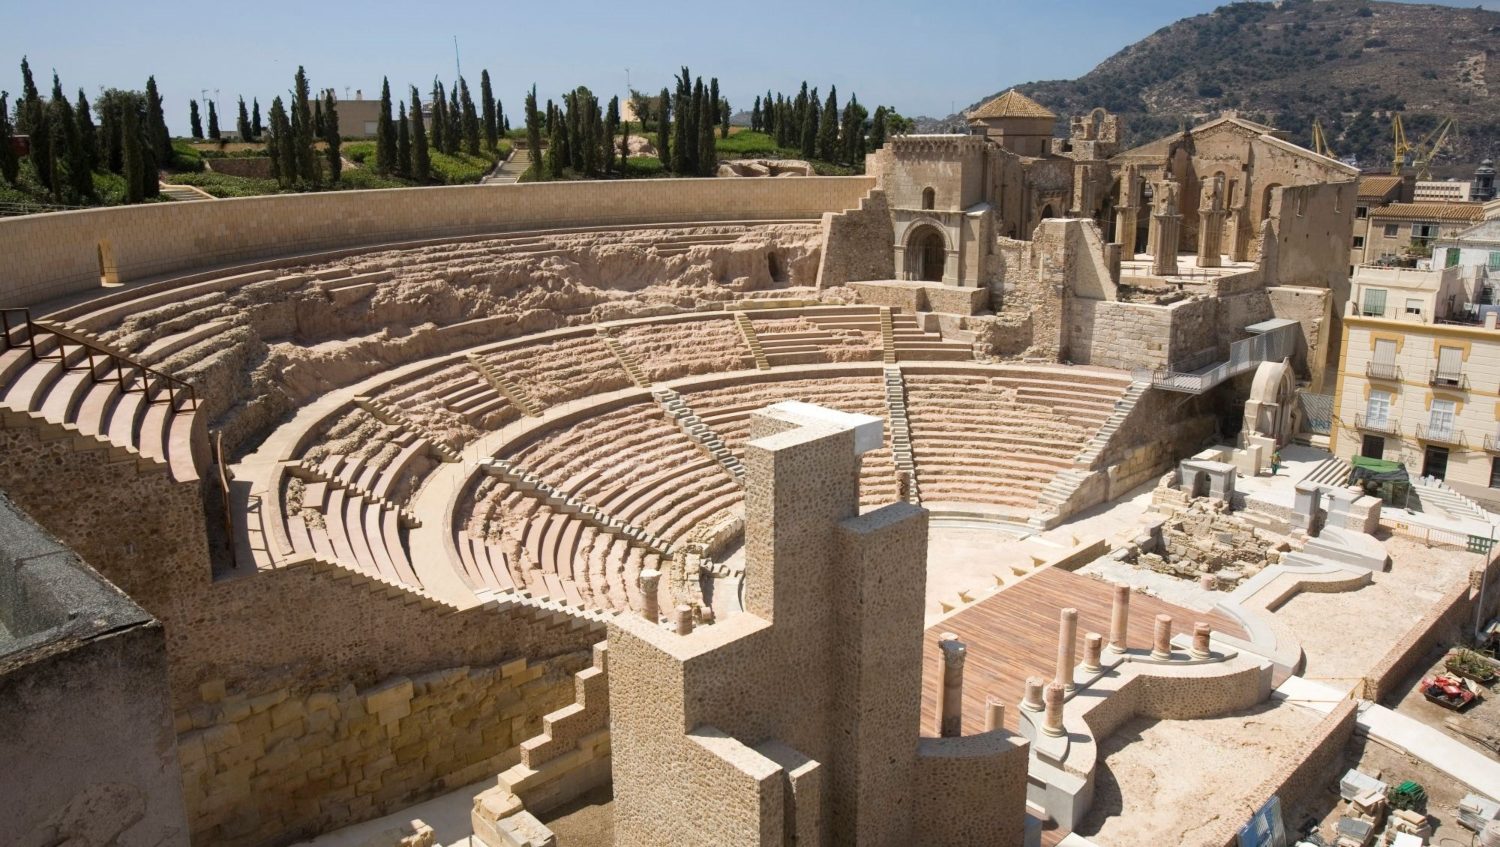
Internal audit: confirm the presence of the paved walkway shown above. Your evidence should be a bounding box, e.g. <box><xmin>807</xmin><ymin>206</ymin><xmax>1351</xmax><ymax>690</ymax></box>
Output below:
<box><xmin>482</xmin><ymin>148</ymin><xmax>531</xmax><ymax>184</ymax></box>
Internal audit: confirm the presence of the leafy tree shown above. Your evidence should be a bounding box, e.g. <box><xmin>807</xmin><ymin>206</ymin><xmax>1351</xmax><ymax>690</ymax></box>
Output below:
<box><xmin>397</xmin><ymin>101</ymin><xmax>411</xmax><ymax>177</ymax></box>
<box><xmin>251</xmin><ymin>98</ymin><xmax>262</xmax><ymax>139</ymax></box>
<box><xmin>480</xmin><ymin>69</ymin><xmax>498</xmax><ymax>151</ymax></box>
<box><xmin>523</xmin><ymin>85</ymin><xmax>542</xmax><ymax>178</ymax></box>
<box><xmin>322</xmin><ymin>89</ymin><xmax>341</xmax><ymax>183</ymax></box>
<box><xmin>145</xmin><ymin>76</ymin><xmax>170</xmax><ymax>162</ymax></box>
<box><xmin>0</xmin><ymin>93</ymin><xmax>17</xmax><ymax>185</ymax></box>
<box><xmin>189</xmin><ymin>100</ymin><xmax>204</xmax><ymax>139</ymax></box>
<box><xmin>656</xmin><ymin>86</ymin><xmax>671</xmax><ymax>169</ymax></box>
<box><xmin>410</xmin><ymin>86</ymin><xmax>431</xmax><ymax>183</ymax></box>
<box><xmin>122</xmin><ymin>101</ymin><xmax>144</xmax><ymax>203</ymax></box>
<box><xmin>75</xmin><ymin>89</ymin><xmax>98</xmax><ymax>175</ymax></box>
<box><xmin>376</xmin><ymin>78</ymin><xmax>395</xmax><ymax>174</ymax></box>
<box><xmin>237</xmin><ymin>96</ymin><xmax>251</xmax><ymax>141</ymax></box>
<box><xmin>207</xmin><ymin>100</ymin><xmax>220</xmax><ymax>140</ymax></box>
<box><xmin>459</xmin><ymin>77</ymin><xmax>480</xmax><ymax>156</ymax></box>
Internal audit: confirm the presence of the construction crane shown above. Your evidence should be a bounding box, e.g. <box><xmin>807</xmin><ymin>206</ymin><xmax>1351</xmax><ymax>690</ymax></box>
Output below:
<box><xmin>1390</xmin><ymin>114</ymin><xmax>1456</xmax><ymax>179</ymax></box>
<box><xmin>1311</xmin><ymin>118</ymin><xmax>1336</xmax><ymax>159</ymax></box>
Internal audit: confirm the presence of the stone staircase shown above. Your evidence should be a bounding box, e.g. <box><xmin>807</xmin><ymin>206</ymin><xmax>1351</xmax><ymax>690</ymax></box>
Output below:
<box><xmin>1413</xmin><ymin>475</ymin><xmax>1495</xmax><ymax>524</ymax></box>
<box><xmin>287</xmin><ymin>456</ymin><xmax>422</xmax><ymax>527</ymax></box>
<box><xmin>1030</xmin><ymin>380</ymin><xmax>1150</xmax><ymax>527</ymax></box>
<box><xmin>481</xmin><ymin>146</ymin><xmax>532</xmax><ymax>185</ymax></box>
<box><xmin>468</xmin><ymin>353</ymin><xmax>542</xmax><ymax>417</ymax></box>
<box><xmin>352</xmin><ymin>396</ymin><xmax>461</xmax><ymax>463</ymax></box>
<box><xmin>158</xmin><ymin>182</ymin><xmax>214</xmax><ymax>201</ymax></box>
<box><xmin>882</xmin><ymin>366</ymin><xmax>920</xmax><ymax>503</ymax></box>
<box><xmin>733</xmin><ymin>312</ymin><xmax>771</xmax><ymax>371</ymax></box>
<box><xmin>880</xmin><ymin>307</ymin><xmax>896</xmax><ymax>365</ymax></box>
<box><xmin>1301</xmin><ymin>456</ymin><xmax>1352</xmax><ymax>490</ymax></box>
<box><xmin>597</xmin><ymin>329</ymin><xmax>650</xmax><ymax>388</ymax></box>
<box><xmin>651</xmin><ymin>387</ymin><xmax>745</xmax><ymax>483</ymax></box>
<box><xmin>478</xmin><ymin>457</ymin><xmax>673</xmax><ymax>557</ymax></box>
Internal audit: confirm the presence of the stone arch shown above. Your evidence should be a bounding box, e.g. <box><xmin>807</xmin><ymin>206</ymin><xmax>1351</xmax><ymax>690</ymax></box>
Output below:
<box><xmin>921</xmin><ymin>187</ymin><xmax>936</xmax><ymax>210</ymax></box>
<box><xmin>1040</xmin><ymin>204</ymin><xmax>1055</xmax><ymax>221</ymax></box>
<box><xmin>904</xmin><ymin>223</ymin><xmax>949</xmax><ymax>282</ymax></box>
<box><xmin>1243</xmin><ymin>358</ymin><xmax>1297</xmax><ymax>446</ymax></box>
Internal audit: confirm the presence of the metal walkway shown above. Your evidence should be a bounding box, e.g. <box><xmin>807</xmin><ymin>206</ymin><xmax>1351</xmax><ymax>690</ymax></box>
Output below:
<box><xmin>1133</xmin><ymin>318</ymin><xmax>1299</xmax><ymax>394</ymax></box>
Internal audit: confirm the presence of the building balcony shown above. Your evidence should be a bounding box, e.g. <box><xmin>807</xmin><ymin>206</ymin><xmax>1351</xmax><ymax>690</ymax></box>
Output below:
<box><xmin>1415</xmin><ymin>424</ymin><xmax>1466</xmax><ymax>447</ymax></box>
<box><xmin>1429</xmin><ymin>369</ymin><xmax>1469</xmax><ymax>389</ymax></box>
<box><xmin>1355</xmin><ymin>414</ymin><xmax>1400</xmax><ymax>436</ymax></box>
<box><xmin>1485</xmin><ymin>433</ymin><xmax>1500</xmax><ymax>454</ymax></box>
<box><xmin>1365</xmin><ymin>362</ymin><xmax>1402</xmax><ymax>381</ymax></box>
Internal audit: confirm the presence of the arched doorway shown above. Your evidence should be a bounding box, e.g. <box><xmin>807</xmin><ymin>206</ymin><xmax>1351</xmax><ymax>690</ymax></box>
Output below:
<box><xmin>905</xmin><ymin>225</ymin><xmax>947</xmax><ymax>282</ymax></box>
<box><xmin>1040</xmin><ymin>204</ymin><xmax>1055</xmax><ymax>221</ymax></box>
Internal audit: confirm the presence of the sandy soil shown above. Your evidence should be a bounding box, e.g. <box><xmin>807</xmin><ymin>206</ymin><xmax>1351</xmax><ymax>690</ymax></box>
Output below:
<box><xmin>1271</xmin><ymin>534</ymin><xmax>1476</xmax><ymax>690</ymax></box>
<box><xmin>541</xmin><ymin>786</ymin><xmax>613</xmax><ymax>846</ymax></box>
<box><xmin>1075</xmin><ymin>701</ymin><xmax>1322</xmax><ymax>847</ymax></box>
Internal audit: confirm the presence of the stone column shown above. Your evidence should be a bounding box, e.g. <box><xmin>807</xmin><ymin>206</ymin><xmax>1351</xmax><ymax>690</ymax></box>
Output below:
<box><xmin>1192</xmin><ymin>622</ymin><xmax>1213</xmax><ymax>659</ymax></box>
<box><xmin>1152</xmin><ymin>614</ymin><xmax>1173</xmax><ymax>660</ymax></box>
<box><xmin>1151</xmin><ymin>211</ymin><xmax>1181</xmax><ymax>276</ymax></box>
<box><xmin>1021</xmin><ymin>676</ymin><xmax>1045</xmax><ymax>712</ymax></box>
<box><xmin>1083</xmin><ymin>633</ymin><xmax>1104</xmax><ymax>673</ymax></box>
<box><xmin>1055</xmin><ymin>608</ymin><xmax>1079</xmax><ymax>692</ymax></box>
<box><xmin>1042</xmin><ymin>683</ymin><xmax>1066</xmax><ymax>737</ymax></box>
<box><xmin>1115</xmin><ymin>206</ymin><xmax>1139</xmax><ymax>254</ymax></box>
<box><xmin>1109</xmin><ymin>583</ymin><xmax>1131</xmax><ymax>653</ymax></box>
<box><xmin>639</xmin><ymin>569</ymin><xmax>661</xmax><ymax>623</ymax></box>
<box><xmin>1197</xmin><ymin>209</ymin><xmax>1225</xmax><ymax>268</ymax></box>
<box><xmin>985</xmin><ymin>697</ymin><xmax>1005</xmax><ymax>733</ymax></box>
<box><xmin>675</xmin><ymin>605</ymin><xmax>694</xmax><ymax>636</ymax></box>
<box><xmin>937</xmin><ymin>633</ymin><xmax>966</xmax><ymax>738</ymax></box>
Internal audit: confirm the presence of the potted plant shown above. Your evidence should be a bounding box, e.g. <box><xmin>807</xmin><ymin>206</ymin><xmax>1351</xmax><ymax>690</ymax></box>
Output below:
<box><xmin>1445</xmin><ymin>648</ymin><xmax>1498</xmax><ymax>685</ymax></box>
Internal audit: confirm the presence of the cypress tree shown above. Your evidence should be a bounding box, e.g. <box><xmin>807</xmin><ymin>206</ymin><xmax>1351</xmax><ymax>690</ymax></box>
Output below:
<box><xmin>688</xmin><ymin>76</ymin><xmax>704</xmax><ymax>174</ymax></box>
<box><xmin>459</xmin><ymin>77</ymin><xmax>480</xmax><ymax>156</ymax></box>
<box><xmin>775</xmin><ymin>95</ymin><xmax>789</xmax><ymax>147</ymax></box>
<box><xmin>656</xmin><ymin>86</ymin><xmax>671</xmax><ymax>170</ymax></box>
<box><xmin>76</xmin><ymin>90</ymin><xmax>98</xmax><ymax>176</ymax></box>
<box><xmin>122</xmin><ymin>102</ymin><xmax>144</xmax><ymax>203</ymax></box>
<box><xmin>817</xmin><ymin>86</ymin><xmax>839</xmax><ymax>162</ymax></box>
<box><xmin>619</xmin><ymin>118</ymin><xmax>630</xmax><ymax>172</ymax></box>
<box><xmin>545</xmin><ymin>112</ymin><xmax>564</xmax><ymax>179</ymax></box>
<box><xmin>208</xmin><ymin>100</ymin><xmax>221</xmax><ymax>140</ymax></box>
<box><xmin>583</xmin><ymin>94</ymin><xmax>602</xmax><ymax>177</ymax></box>
<box><xmin>251</xmin><ymin>98</ymin><xmax>262</xmax><ymax>139</ymax></box>
<box><xmin>841</xmin><ymin>95</ymin><xmax>865</xmax><ymax>165</ymax></box>
<box><xmin>751</xmin><ymin>96</ymin><xmax>761</xmax><ymax>134</ymax></box>
<box><xmin>269</xmin><ymin>96</ymin><xmax>295</xmax><ymax>187</ymax></box>
<box><xmin>141</xmin><ymin>126</ymin><xmax>159</xmax><ymax>199</ymax></box>
<box><xmin>564</xmin><ymin>90</ymin><xmax>580</xmax><ymax>172</ymax></box>
<box><xmin>376</xmin><ymin>77</ymin><xmax>395</xmax><ymax>175</ymax></box>
<box><xmin>801</xmin><ymin>88</ymin><xmax>818</xmax><ymax>160</ymax></box>
<box><xmin>0</xmin><ymin>93</ymin><xmax>17</xmax><ymax>186</ymax></box>
<box><xmin>497</xmin><ymin>100</ymin><xmax>505</xmax><ymax>142</ymax></box>
<box><xmin>237</xmin><ymin>96</ymin><xmax>251</xmax><ymax>141</ymax></box>
<box><xmin>46</xmin><ymin>75</ymin><xmax>72</xmax><ymax>200</ymax></box>
<box><xmin>603</xmin><ymin>96</ymin><xmax>620</xmax><ymax>175</ymax></box>
<box><xmin>97</xmin><ymin>89</ymin><xmax>128</xmax><ymax>174</ymax></box>
<box><xmin>430</xmin><ymin>82</ymin><xmax>446</xmax><ymax>155</ymax></box>
<box><xmin>523</xmin><ymin>85</ymin><xmax>542</xmax><ymax>178</ymax></box>
<box><xmin>670</xmin><ymin>84</ymin><xmax>688</xmax><ymax>174</ymax></box>
<box><xmin>313</xmin><ymin>98</ymin><xmax>324</xmax><ymax>138</ymax></box>
<box><xmin>410</xmin><ymin>86</ymin><xmax>431</xmax><ymax>183</ymax></box>
<box><xmin>698</xmin><ymin>102</ymin><xmax>715</xmax><ymax>176</ymax></box>
<box><xmin>189</xmin><ymin>100</ymin><xmax>204</xmax><ymax>139</ymax></box>
<box><xmin>17</xmin><ymin>57</ymin><xmax>39</xmax><ymax>133</ymax></box>
<box><xmin>720</xmin><ymin>97</ymin><xmax>730</xmax><ymax>140</ymax></box>
<box><xmin>29</xmin><ymin>89</ymin><xmax>53</xmax><ymax>192</ymax></box>
<box><xmin>292</xmin><ymin>67</ymin><xmax>319</xmax><ymax>186</ymax></box>
<box><xmin>446</xmin><ymin>85</ymin><xmax>461</xmax><ymax>155</ymax></box>
<box><xmin>708</xmin><ymin>77</ymin><xmax>720</xmax><ymax>139</ymax></box>
<box><xmin>553</xmin><ymin>102</ymin><xmax>571</xmax><ymax>173</ymax></box>
<box><xmin>480</xmin><ymin>69</ymin><xmax>498</xmax><ymax>152</ymax></box>
<box><xmin>145</xmin><ymin>76</ymin><xmax>170</xmax><ymax>163</ymax></box>
<box><xmin>765</xmin><ymin>89</ymin><xmax>775</xmax><ymax>138</ymax></box>
<box><xmin>322</xmin><ymin>89</ymin><xmax>341</xmax><ymax>183</ymax></box>
<box><xmin>870</xmin><ymin>106</ymin><xmax>888</xmax><ymax>150</ymax></box>
<box><xmin>397</xmin><ymin>101</ymin><xmax>411</xmax><ymax>177</ymax></box>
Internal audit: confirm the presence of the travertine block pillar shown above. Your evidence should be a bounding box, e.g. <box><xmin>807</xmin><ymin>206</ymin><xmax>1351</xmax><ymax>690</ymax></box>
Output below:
<box><xmin>937</xmin><ymin>633</ymin><xmax>966</xmax><ymax>738</ymax></box>
<box><xmin>1152</xmin><ymin>614</ymin><xmax>1173</xmax><ymax>660</ymax></box>
<box><xmin>1192</xmin><ymin>622</ymin><xmax>1212</xmax><ymax>659</ymax></box>
<box><xmin>674</xmin><ymin>605</ymin><xmax>694</xmax><ymax>635</ymax></box>
<box><xmin>984</xmin><ymin>698</ymin><xmax>1005</xmax><ymax>733</ymax></box>
<box><xmin>639</xmin><ymin>569</ymin><xmax>661</xmax><ymax>623</ymax></box>
<box><xmin>1197</xmin><ymin>210</ymin><xmax>1225</xmax><ymax>268</ymax></box>
<box><xmin>1083</xmin><ymin>633</ymin><xmax>1103</xmax><ymax>673</ymax></box>
<box><xmin>1055</xmin><ymin>608</ymin><xmax>1078</xmax><ymax>692</ymax></box>
<box><xmin>1042</xmin><ymin>683</ymin><xmax>1066</xmax><ymax>737</ymax></box>
<box><xmin>1021</xmin><ymin>676</ymin><xmax>1045</xmax><ymax>712</ymax></box>
<box><xmin>1151</xmin><ymin>212</ymin><xmax>1181</xmax><ymax>276</ymax></box>
<box><xmin>1108</xmin><ymin>584</ymin><xmax>1130</xmax><ymax>653</ymax></box>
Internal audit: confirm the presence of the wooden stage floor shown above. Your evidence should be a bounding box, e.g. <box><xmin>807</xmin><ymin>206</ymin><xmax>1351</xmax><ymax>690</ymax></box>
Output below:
<box><xmin>918</xmin><ymin>566</ymin><xmax>1249</xmax><ymax>736</ymax></box>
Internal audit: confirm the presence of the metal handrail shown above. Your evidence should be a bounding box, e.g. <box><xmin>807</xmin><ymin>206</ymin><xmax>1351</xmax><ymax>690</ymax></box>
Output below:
<box><xmin>1429</xmin><ymin>369</ymin><xmax>1469</xmax><ymax>389</ymax></box>
<box><xmin>0</xmin><ymin>308</ymin><xmax>197</xmax><ymax>410</ymax></box>
<box><xmin>1366</xmin><ymin>362</ymin><xmax>1401</xmax><ymax>380</ymax></box>
<box><xmin>1415</xmin><ymin>424</ymin><xmax>1466</xmax><ymax>447</ymax></box>
<box><xmin>1355</xmin><ymin>414</ymin><xmax>1401</xmax><ymax>435</ymax></box>
<box><xmin>1484</xmin><ymin>433</ymin><xmax>1500</xmax><ymax>453</ymax></box>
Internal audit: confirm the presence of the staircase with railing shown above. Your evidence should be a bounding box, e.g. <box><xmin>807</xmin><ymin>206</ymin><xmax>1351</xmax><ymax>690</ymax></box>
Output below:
<box><xmin>1133</xmin><ymin>318</ymin><xmax>1299</xmax><ymax>394</ymax></box>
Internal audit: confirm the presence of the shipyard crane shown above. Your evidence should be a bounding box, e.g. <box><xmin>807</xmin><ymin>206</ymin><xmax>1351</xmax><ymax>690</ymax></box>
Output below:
<box><xmin>1311</xmin><ymin>118</ymin><xmax>1336</xmax><ymax>159</ymax></box>
<box><xmin>1391</xmin><ymin>114</ymin><xmax>1410</xmax><ymax>176</ymax></box>
<box><xmin>1391</xmin><ymin>114</ymin><xmax>1456</xmax><ymax>179</ymax></box>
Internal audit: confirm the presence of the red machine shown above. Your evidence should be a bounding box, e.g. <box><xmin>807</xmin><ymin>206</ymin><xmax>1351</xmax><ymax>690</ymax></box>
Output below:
<box><xmin>1421</xmin><ymin>674</ymin><xmax>1477</xmax><ymax>711</ymax></box>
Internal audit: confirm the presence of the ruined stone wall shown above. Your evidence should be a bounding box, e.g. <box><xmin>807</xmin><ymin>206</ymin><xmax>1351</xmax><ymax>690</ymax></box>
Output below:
<box><xmin>912</xmin><ymin>733</ymin><xmax>1030</xmax><ymax>846</ymax></box>
<box><xmin>1267</xmin><ymin>286</ymin><xmax>1332</xmax><ymax>390</ymax></box>
<box><xmin>816</xmin><ymin>188</ymin><xmax>894</xmax><ymax>288</ymax></box>
<box><xmin>0</xmin><ymin>176</ymin><xmax>877</xmax><ymax>307</ymax></box>
<box><xmin>1066</xmin><ymin>300</ymin><xmax>1173</xmax><ymax>371</ymax></box>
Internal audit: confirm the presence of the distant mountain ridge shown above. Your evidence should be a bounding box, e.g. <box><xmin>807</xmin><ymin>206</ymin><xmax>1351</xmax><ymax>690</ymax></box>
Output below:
<box><xmin>947</xmin><ymin>0</ymin><xmax>1499</xmax><ymax>172</ymax></box>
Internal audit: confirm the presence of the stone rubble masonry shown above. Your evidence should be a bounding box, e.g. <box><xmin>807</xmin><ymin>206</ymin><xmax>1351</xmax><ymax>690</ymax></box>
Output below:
<box><xmin>815</xmin><ymin>187</ymin><xmax>895</xmax><ymax>289</ymax></box>
<box><xmin>0</xmin><ymin>176</ymin><xmax>877</xmax><ymax>308</ymax></box>
<box><xmin>0</xmin><ymin>395</ymin><xmax>597</xmax><ymax>846</ymax></box>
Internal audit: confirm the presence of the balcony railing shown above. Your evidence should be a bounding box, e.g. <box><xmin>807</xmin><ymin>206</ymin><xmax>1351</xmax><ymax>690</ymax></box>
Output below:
<box><xmin>1366</xmin><ymin>362</ymin><xmax>1401</xmax><ymax>380</ymax></box>
<box><xmin>1355</xmin><ymin>414</ymin><xmax>1400</xmax><ymax>435</ymax></box>
<box><xmin>1430</xmin><ymin>369</ymin><xmax>1469</xmax><ymax>389</ymax></box>
<box><xmin>1416</xmin><ymin>424</ymin><xmax>1466</xmax><ymax>447</ymax></box>
<box><xmin>1485</xmin><ymin>433</ymin><xmax>1500</xmax><ymax>453</ymax></box>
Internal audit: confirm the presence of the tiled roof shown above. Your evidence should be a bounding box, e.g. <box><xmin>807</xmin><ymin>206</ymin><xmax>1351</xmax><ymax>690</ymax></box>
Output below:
<box><xmin>1358</xmin><ymin>175</ymin><xmax>1403</xmax><ymax>198</ymax></box>
<box><xmin>968</xmin><ymin>90</ymin><xmax>1056</xmax><ymax>121</ymax></box>
<box><xmin>1369</xmin><ymin>202</ymin><xmax>1485</xmax><ymax>222</ymax></box>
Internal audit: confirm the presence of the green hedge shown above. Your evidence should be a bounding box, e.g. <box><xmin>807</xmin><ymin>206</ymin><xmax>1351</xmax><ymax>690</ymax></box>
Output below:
<box><xmin>170</xmin><ymin>140</ymin><xmax>205</xmax><ymax>173</ymax></box>
<box><xmin>164</xmin><ymin>171</ymin><xmax>283</xmax><ymax>198</ymax></box>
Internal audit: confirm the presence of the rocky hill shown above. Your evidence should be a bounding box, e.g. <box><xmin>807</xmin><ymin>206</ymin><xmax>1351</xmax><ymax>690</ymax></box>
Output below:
<box><xmin>971</xmin><ymin>0</ymin><xmax>1499</xmax><ymax>170</ymax></box>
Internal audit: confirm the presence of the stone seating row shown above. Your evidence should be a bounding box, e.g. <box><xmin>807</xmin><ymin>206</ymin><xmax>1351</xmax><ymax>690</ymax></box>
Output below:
<box><xmin>286</xmin><ymin>471</ymin><xmax>421</xmax><ymax>588</ymax></box>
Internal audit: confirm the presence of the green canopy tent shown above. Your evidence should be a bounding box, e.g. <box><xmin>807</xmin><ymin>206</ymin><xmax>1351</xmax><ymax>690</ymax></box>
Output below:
<box><xmin>1348</xmin><ymin>455</ymin><xmax>1411</xmax><ymax>506</ymax></box>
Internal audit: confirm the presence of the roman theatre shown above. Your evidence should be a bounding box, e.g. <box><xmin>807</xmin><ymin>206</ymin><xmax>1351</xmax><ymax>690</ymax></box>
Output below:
<box><xmin>4</xmin><ymin>95</ymin><xmax>1419</xmax><ymax>847</ymax></box>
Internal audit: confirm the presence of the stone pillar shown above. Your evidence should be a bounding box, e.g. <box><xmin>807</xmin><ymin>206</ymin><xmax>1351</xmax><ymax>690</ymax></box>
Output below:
<box><xmin>1042</xmin><ymin>683</ymin><xmax>1066</xmax><ymax>737</ymax></box>
<box><xmin>1115</xmin><ymin>205</ymin><xmax>1139</xmax><ymax>254</ymax></box>
<box><xmin>1021</xmin><ymin>676</ymin><xmax>1045</xmax><ymax>712</ymax></box>
<box><xmin>937</xmin><ymin>633</ymin><xmax>966</xmax><ymax>738</ymax></box>
<box><xmin>1152</xmin><ymin>614</ymin><xmax>1173</xmax><ymax>660</ymax></box>
<box><xmin>1150</xmin><ymin>176</ymin><xmax>1183</xmax><ymax>277</ymax></box>
<box><xmin>1055</xmin><ymin>608</ymin><xmax>1079</xmax><ymax>692</ymax></box>
<box><xmin>639</xmin><ymin>569</ymin><xmax>661</xmax><ymax>623</ymax></box>
<box><xmin>1083</xmin><ymin>633</ymin><xmax>1103</xmax><ymax>673</ymax></box>
<box><xmin>1192</xmin><ymin>622</ymin><xmax>1212</xmax><ymax>659</ymax></box>
<box><xmin>1109</xmin><ymin>583</ymin><xmax>1130</xmax><ymax>653</ymax></box>
<box><xmin>985</xmin><ymin>698</ymin><xmax>1005</xmax><ymax>733</ymax></box>
<box><xmin>675</xmin><ymin>605</ymin><xmax>694</xmax><ymax>636</ymax></box>
<box><xmin>1197</xmin><ymin>209</ymin><xmax>1225</xmax><ymax>268</ymax></box>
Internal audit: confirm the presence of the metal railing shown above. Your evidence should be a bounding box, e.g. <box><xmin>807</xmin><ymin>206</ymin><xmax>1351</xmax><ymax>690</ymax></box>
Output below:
<box><xmin>1355</xmin><ymin>414</ymin><xmax>1401</xmax><ymax>436</ymax></box>
<box><xmin>1415</xmin><ymin>424</ymin><xmax>1466</xmax><ymax>447</ymax></box>
<box><xmin>1429</xmin><ymin>369</ymin><xmax>1469</xmax><ymax>389</ymax></box>
<box><xmin>0</xmin><ymin>308</ymin><xmax>197</xmax><ymax>411</ymax></box>
<box><xmin>1133</xmin><ymin>321</ymin><xmax>1298</xmax><ymax>394</ymax></box>
<box><xmin>1366</xmin><ymin>362</ymin><xmax>1401</xmax><ymax>380</ymax></box>
<box><xmin>1485</xmin><ymin>433</ymin><xmax>1500</xmax><ymax>453</ymax></box>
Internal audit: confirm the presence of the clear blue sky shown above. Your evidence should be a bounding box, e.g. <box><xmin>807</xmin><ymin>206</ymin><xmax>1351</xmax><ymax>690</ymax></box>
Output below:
<box><xmin>4</xmin><ymin>0</ymin><xmax>1497</xmax><ymax>134</ymax></box>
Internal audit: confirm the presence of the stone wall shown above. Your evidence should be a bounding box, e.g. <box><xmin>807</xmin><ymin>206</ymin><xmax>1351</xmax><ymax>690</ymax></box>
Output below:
<box><xmin>206</xmin><ymin>157</ymin><xmax>275</xmax><ymax>179</ymax></box>
<box><xmin>0</xmin><ymin>176</ymin><xmax>877</xmax><ymax>307</ymax></box>
<box><xmin>816</xmin><ymin>187</ymin><xmax>894</xmax><ymax>288</ymax></box>
<box><xmin>1067</xmin><ymin>300</ymin><xmax>1173</xmax><ymax>371</ymax></box>
<box><xmin>912</xmin><ymin>732</ymin><xmax>1030</xmax><ymax>846</ymax></box>
<box><xmin>1267</xmin><ymin>286</ymin><xmax>1332</xmax><ymax>391</ymax></box>
<box><xmin>1359</xmin><ymin>554</ymin><xmax>1494</xmax><ymax>701</ymax></box>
